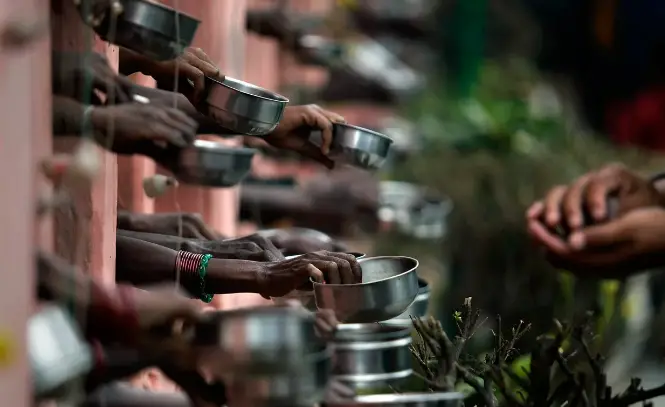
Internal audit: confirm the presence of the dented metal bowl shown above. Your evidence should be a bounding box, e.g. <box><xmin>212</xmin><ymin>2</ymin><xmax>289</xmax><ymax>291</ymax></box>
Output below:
<box><xmin>175</xmin><ymin>140</ymin><xmax>256</xmax><ymax>187</ymax></box>
<box><xmin>96</xmin><ymin>0</ymin><xmax>200</xmax><ymax>61</ymax></box>
<box><xmin>203</xmin><ymin>76</ymin><xmax>289</xmax><ymax>136</ymax></box>
<box><xmin>313</xmin><ymin>256</ymin><xmax>419</xmax><ymax>323</ymax></box>
<box><xmin>309</xmin><ymin>123</ymin><xmax>393</xmax><ymax>170</ymax></box>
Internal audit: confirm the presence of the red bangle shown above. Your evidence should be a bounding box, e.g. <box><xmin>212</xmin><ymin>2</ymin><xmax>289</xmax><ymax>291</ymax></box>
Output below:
<box><xmin>175</xmin><ymin>251</ymin><xmax>204</xmax><ymax>295</ymax></box>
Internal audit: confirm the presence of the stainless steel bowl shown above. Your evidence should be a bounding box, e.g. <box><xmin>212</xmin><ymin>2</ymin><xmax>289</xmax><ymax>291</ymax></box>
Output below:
<box><xmin>204</xmin><ymin>76</ymin><xmax>289</xmax><ymax>136</ymax></box>
<box><xmin>230</xmin><ymin>347</ymin><xmax>331</xmax><ymax>407</ymax></box>
<box><xmin>379</xmin><ymin>181</ymin><xmax>453</xmax><ymax>240</ymax></box>
<box><xmin>258</xmin><ymin>227</ymin><xmax>334</xmax><ymax>245</ymax></box>
<box><xmin>175</xmin><ymin>140</ymin><xmax>256</xmax><ymax>187</ymax></box>
<box><xmin>276</xmin><ymin>252</ymin><xmax>367</xmax><ymax>312</ymax></box>
<box><xmin>193</xmin><ymin>307</ymin><xmax>322</xmax><ymax>376</ymax></box>
<box><xmin>313</xmin><ymin>256</ymin><xmax>420</xmax><ymax>323</ymax></box>
<box><xmin>30</xmin><ymin>305</ymin><xmax>93</xmax><ymax>398</ymax></box>
<box><xmin>390</xmin><ymin>278</ymin><xmax>430</xmax><ymax>321</ymax></box>
<box><xmin>309</xmin><ymin>123</ymin><xmax>393</xmax><ymax>170</ymax></box>
<box><xmin>96</xmin><ymin>0</ymin><xmax>200</xmax><ymax>61</ymax></box>
<box><xmin>325</xmin><ymin>392</ymin><xmax>465</xmax><ymax>407</ymax></box>
<box><xmin>331</xmin><ymin>324</ymin><xmax>412</xmax><ymax>387</ymax></box>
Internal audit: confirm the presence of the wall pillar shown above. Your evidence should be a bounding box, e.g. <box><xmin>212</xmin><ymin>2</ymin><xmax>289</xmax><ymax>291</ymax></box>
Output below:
<box><xmin>0</xmin><ymin>0</ymin><xmax>50</xmax><ymax>405</ymax></box>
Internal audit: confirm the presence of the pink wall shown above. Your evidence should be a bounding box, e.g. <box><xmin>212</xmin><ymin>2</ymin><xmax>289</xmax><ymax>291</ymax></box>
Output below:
<box><xmin>0</xmin><ymin>0</ymin><xmax>50</xmax><ymax>405</ymax></box>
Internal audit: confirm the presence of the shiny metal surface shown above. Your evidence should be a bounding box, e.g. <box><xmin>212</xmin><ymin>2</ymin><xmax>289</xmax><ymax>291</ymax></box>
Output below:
<box><xmin>232</xmin><ymin>348</ymin><xmax>331</xmax><ymax>407</ymax></box>
<box><xmin>175</xmin><ymin>140</ymin><xmax>256</xmax><ymax>187</ymax></box>
<box><xmin>204</xmin><ymin>76</ymin><xmax>289</xmax><ymax>136</ymax></box>
<box><xmin>391</xmin><ymin>278</ymin><xmax>430</xmax><ymax>321</ymax></box>
<box><xmin>331</xmin><ymin>324</ymin><xmax>412</xmax><ymax>385</ymax></box>
<box><xmin>97</xmin><ymin>0</ymin><xmax>200</xmax><ymax>61</ymax></box>
<box><xmin>30</xmin><ymin>305</ymin><xmax>93</xmax><ymax>397</ymax></box>
<box><xmin>314</xmin><ymin>256</ymin><xmax>419</xmax><ymax>323</ymax></box>
<box><xmin>258</xmin><ymin>227</ymin><xmax>334</xmax><ymax>245</ymax></box>
<box><xmin>378</xmin><ymin>181</ymin><xmax>453</xmax><ymax>239</ymax></box>
<box><xmin>276</xmin><ymin>253</ymin><xmax>366</xmax><ymax>312</ymax></box>
<box><xmin>326</xmin><ymin>392</ymin><xmax>465</xmax><ymax>407</ymax></box>
<box><xmin>310</xmin><ymin>123</ymin><xmax>393</xmax><ymax>170</ymax></box>
<box><xmin>193</xmin><ymin>307</ymin><xmax>322</xmax><ymax>376</ymax></box>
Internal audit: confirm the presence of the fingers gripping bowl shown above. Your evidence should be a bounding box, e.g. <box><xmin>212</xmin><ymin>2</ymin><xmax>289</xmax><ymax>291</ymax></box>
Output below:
<box><xmin>313</xmin><ymin>256</ymin><xmax>420</xmax><ymax>323</ymax></box>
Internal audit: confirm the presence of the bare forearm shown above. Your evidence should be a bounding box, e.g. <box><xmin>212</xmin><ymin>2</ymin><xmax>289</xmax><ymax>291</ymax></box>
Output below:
<box><xmin>115</xmin><ymin>235</ymin><xmax>178</xmax><ymax>287</ymax></box>
<box><xmin>52</xmin><ymin>95</ymin><xmax>87</xmax><ymax>137</ymax></box>
<box><xmin>129</xmin><ymin>85</ymin><xmax>236</xmax><ymax>136</ymax></box>
<box><xmin>118</xmin><ymin>229</ymin><xmax>201</xmax><ymax>251</ymax></box>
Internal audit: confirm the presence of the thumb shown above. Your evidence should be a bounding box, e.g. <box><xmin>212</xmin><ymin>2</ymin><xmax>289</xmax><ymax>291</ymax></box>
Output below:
<box><xmin>568</xmin><ymin>219</ymin><xmax>628</xmax><ymax>250</ymax></box>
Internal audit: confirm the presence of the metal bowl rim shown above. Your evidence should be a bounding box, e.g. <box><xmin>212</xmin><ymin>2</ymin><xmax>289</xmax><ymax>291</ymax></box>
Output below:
<box><xmin>200</xmin><ymin>306</ymin><xmax>314</xmax><ymax>321</ymax></box>
<box><xmin>207</xmin><ymin>76</ymin><xmax>289</xmax><ymax>103</ymax></box>
<box><xmin>332</xmin><ymin>336</ymin><xmax>411</xmax><ymax>350</ymax></box>
<box><xmin>335</xmin><ymin>123</ymin><xmax>394</xmax><ymax>142</ymax></box>
<box><xmin>312</xmin><ymin>256</ymin><xmax>419</xmax><ymax>288</ymax></box>
<box><xmin>122</xmin><ymin>0</ymin><xmax>200</xmax><ymax>22</ymax></box>
<box><xmin>347</xmin><ymin>392</ymin><xmax>465</xmax><ymax>403</ymax></box>
<box><xmin>187</xmin><ymin>140</ymin><xmax>257</xmax><ymax>155</ymax></box>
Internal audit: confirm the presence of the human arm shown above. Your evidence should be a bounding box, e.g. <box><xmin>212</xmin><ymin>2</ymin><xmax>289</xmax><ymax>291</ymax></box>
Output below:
<box><xmin>116</xmin><ymin>211</ymin><xmax>222</xmax><ymax>240</ymax></box>
<box><xmin>128</xmin><ymin>84</ymin><xmax>236</xmax><ymax>135</ymax></box>
<box><xmin>117</xmin><ymin>229</ymin><xmax>283</xmax><ymax>261</ymax></box>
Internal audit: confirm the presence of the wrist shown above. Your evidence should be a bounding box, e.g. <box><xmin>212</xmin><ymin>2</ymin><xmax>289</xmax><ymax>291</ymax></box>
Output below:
<box><xmin>206</xmin><ymin>259</ymin><xmax>264</xmax><ymax>294</ymax></box>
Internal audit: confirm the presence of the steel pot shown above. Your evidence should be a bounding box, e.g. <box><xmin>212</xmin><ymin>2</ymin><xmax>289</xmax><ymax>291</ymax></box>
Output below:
<box><xmin>309</xmin><ymin>123</ymin><xmax>393</xmax><ymax>170</ymax></box>
<box><xmin>193</xmin><ymin>307</ymin><xmax>323</xmax><ymax>376</ymax></box>
<box><xmin>325</xmin><ymin>392</ymin><xmax>465</xmax><ymax>407</ymax></box>
<box><xmin>96</xmin><ymin>0</ymin><xmax>200</xmax><ymax>61</ymax></box>
<box><xmin>203</xmin><ymin>76</ymin><xmax>289</xmax><ymax>136</ymax></box>
<box><xmin>390</xmin><ymin>278</ymin><xmax>430</xmax><ymax>321</ymax></box>
<box><xmin>313</xmin><ymin>256</ymin><xmax>420</xmax><ymax>323</ymax></box>
<box><xmin>331</xmin><ymin>324</ymin><xmax>412</xmax><ymax>388</ymax></box>
<box><xmin>229</xmin><ymin>347</ymin><xmax>331</xmax><ymax>407</ymax></box>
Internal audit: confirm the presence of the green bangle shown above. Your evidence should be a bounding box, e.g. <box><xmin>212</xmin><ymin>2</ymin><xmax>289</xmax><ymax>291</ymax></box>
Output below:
<box><xmin>197</xmin><ymin>254</ymin><xmax>214</xmax><ymax>303</ymax></box>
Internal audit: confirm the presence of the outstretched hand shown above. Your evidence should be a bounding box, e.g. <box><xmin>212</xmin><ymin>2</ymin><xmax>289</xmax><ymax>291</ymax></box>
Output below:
<box><xmin>264</xmin><ymin>105</ymin><xmax>346</xmax><ymax>168</ymax></box>
<box><xmin>528</xmin><ymin>207</ymin><xmax>665</xmax><ymax>278</ymax></box>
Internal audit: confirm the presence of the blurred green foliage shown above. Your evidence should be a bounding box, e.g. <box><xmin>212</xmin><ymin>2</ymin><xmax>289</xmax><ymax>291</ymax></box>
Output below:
<box><xmin>386</xmin><ymin>59</ymin><xmax>665</xmax><ymax>354</ymax></box>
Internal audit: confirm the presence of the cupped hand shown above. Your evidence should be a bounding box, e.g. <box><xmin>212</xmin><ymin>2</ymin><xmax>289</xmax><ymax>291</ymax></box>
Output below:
<box><xmin>264</xmin><ymin>104</ymin><xmax>346</xmax><ymax>168</ymax></box>
<box><xmin>52</xmin><ymin>51</ymin><xmax>134</xmax><ymax>104</ymax></box>
<box><xmin>526</xmin><ymin>163</ymin><xmax>664</xmax><ymax>233</ymax></box>
<box><xmin>89</xmin><ymin>103</ymin><xmax>197</xmax><ymax>158</ymax></box>
<box><xmin>527</xmin><ymin>207</ymin><xmax>665</xmax><ymax>279</ymax></box>
<box><xmin>137</xmin><ymin>47</ymin><xmax>223</xmax><ymax>104</ymax></box>
<box><xmin>128</xmin><ymin>212</ymin><xmax>221</xmax><ymax>240</ymax></box>
<box><xmin>257</xmin><ymin>251</ymin><xmax>361</xmax><ymax>298</ymax></box>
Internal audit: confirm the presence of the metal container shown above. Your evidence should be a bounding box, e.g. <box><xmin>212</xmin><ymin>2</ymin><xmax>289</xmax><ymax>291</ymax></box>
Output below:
<box><xmin>325</xmin><ymin>392</ymin><xmax>465</xmax><ymax>407</ymax></box>
<box><xmin>30</xmin><ymin>305</ymin><xmax>93</xmax><ymax>398</ymax></box>
<box><xmin>309</xmin><ymin>123</ymin><xmax>393</xmax><ymax>170</ymax></box>
<box><xmin>378</xmin><ymin>181</ymin><xmax>452</xmax><ymax>240</ymax></box>
<box><xmin>193</xmin><ymin>307</ymin><xmax>323</xmax><ymax>376</ymax></box>
<box><xmin>203</xmin><ymin>76</ymin><xmax>289</xmax><ymax>136</ymax></box>
<box><xmin>229</xmin><ymin>347</ymin><xmax>331</xmax><ymax>407</ymax></box>
<box><xmin>331</xmin><ymin>324</ymin><xmax>412</xmax><ymax>388</ymax></box>
<box><xmin>275</xmin><ymin>253</ymin><xmax>367</xmax><ymax>312</ymax></box>
<box><xmin>313</xmin><ymin>256</ymin><xmax>420</xmax><ymax>323</ymax></box>
<box><xmin>390</xmin><ymin>278</ymin><xmax>430</xmax><ymax>321</ymax></box>
<box><xmin>96</xmin><ymin>0</ymin><xmax>200</xmax><ymax>61</ymax></box>
<box><xmin>175</xmin><ymin>140</ymin><xmax>256</xmax><ymax>187</ymax></box>
<box><xmin>258</xmin><ymin>227</ymin><xmax>334</xmax><ymax>246</ymax></box>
